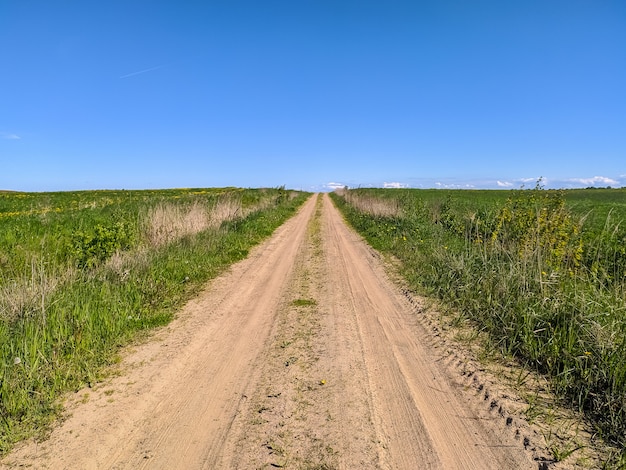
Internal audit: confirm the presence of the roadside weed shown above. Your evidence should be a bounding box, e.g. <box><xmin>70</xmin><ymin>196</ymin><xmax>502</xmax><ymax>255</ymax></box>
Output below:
<box><xmin>332</xmin><ymin>185</ymin><xmax>626</xmax><ymax>464</ymax></box>
<box><xmin>0</xmin><ymin>187</ymin><xmax>308</xmax><ymax>453</ymax></box>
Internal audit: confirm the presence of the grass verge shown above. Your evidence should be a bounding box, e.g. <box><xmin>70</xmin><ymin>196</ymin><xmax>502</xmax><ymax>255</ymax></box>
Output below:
<box><xmin>0</xmin><ymin>188</ymin><xmax>309</xmax><ymax>453</ymax></box>
<box><xmin>331</xmin><ymin>187</ymin><xmax>626</xmax><ymax>468</ymax></box>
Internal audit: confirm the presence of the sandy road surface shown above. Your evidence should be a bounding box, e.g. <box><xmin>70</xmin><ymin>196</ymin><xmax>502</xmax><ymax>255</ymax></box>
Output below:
<box><xmin>2</xmin><ymin>194</ymin><xmax>540</xmax><ymax>469</ymax></box>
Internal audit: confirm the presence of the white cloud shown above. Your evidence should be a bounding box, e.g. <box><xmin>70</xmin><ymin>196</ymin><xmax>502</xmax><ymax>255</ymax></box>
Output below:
<box><xmin>324</xmin><ymin>182</ymin><xmax>347</xmax><ymax>190</ymax></box>
<box><xmin>0</xmin><ymin>132</ymin><xmax>21</xmax><ymax>140</ymax></box>
<box><xmin>517</xmin><ymin>177</ymin><xmax>546</xmax><ymax>186</ymax></box>
<box><xmin>435</xmin><ymin>181</ymin><xmax>465</xmax><ymax>189</ymax></box>
<box><xmin>383</xmin><ymin>182</ymin><xmax>409</xmax><ymax>188</ymax></box>
<box><xmin>318</xmin><ymin>175</ymin><xmax>623</xmax><ymax>192</ymax></box>
<box><xmin>568</xmin><ymin>176</ymin><xmax>618</xmax><ymax>186</ymax></box>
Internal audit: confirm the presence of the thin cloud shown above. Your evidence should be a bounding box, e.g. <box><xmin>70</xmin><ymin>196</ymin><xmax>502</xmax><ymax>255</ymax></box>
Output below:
<box><xmin>325</xmin><ymin>182</ymin><xmax>347</xmax><ymax>190</ymax></box>
<box><xmin>119</xmin><ymin>65</ymin><xmax>164</xmax><ymax>79</ymax></box>
<box><xmin>383</xmin><ymin>182</ymin><xmax>409</xmax><ymax>189</ymax></box>
<box><xmin>0</xmin><ymin>132</ymin><xmax>21</xmax><ymax>140</ymax></box>
<box><xmin>512</xmin><ymin>177</ymin><xmax>546</xmax><ymax>188</ymax></box>
<box><xmin>321</xmin><ymin>175</ymin><xmax>622</xmax><ymax>191</ymax></box>
<box><xmin>567</xmin><ymin>176</ymin><xmax>618</xmax><ymax>186</ymax></box>
<box><xmin>435</xmin><ymin>182</ymin><xmax>465</xmax><ymax>189</ymax></box>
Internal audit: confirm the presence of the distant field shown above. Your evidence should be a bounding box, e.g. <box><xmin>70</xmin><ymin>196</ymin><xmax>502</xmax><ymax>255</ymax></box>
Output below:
<box><xmin>0</xmin><ymin>187</ymin><xmax>308</xmax><ymax>452</ymax></box>
<box><xmin>332</xmin><ymin>186</ymin><xmax>626</xmax><ymax>464</ymax></box>
<box><xmin>0</xmin><ymin>188</ymin><xmax>244</xmax><ymax>274</ymax></box>
<box><xmin>336</xmin><ymin>186</ymin><xmax>626</xmax><ymax>227</ymax></box>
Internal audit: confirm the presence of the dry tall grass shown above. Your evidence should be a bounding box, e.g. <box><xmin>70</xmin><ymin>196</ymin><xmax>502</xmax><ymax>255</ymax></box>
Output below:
<box><xmin>209</xmin><ymin>196</ymin><xmax>243</xmax><ymax>228</ymax></box>
<box><xmin>338</xmin><ymin>190</ymin><xmax>402</xmax><ymax>218</ymax></box>
<box><xmin>0</xmin><ymin>261</ymin><xmax>68</xmax><ymax>322</ymax></box>
<box><xmin>143</xmin><ymin>197</ymin><xmax>243</xmax><ymax>248</ymax></box>
<box><xmin>1</xmin><ymin>194</ymin><xmax>272</xmax><ymax>321</ymax></box>
<box><xmin>144</xmin><ymin>202</ymin><xmax>209</xmax><ymax>247</ymax></box>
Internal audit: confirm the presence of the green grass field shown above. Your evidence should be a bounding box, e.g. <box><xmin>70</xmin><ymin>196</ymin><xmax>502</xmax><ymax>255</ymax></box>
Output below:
<box><xmin>332</xmin><ymin>186</ymin><xmax>626</xmax><ymax>465</ymax></box>
<box><xmin>0</xmin><ymin>187</ymin><xmax>308</xmax><ymax>452</ymax></box>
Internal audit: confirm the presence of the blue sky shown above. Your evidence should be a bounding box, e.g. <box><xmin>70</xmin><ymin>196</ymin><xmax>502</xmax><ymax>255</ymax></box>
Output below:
<box><xmin>1</xmin><ymin>1</ymin><xmax>625</xmax><ymax>191</ymax></box>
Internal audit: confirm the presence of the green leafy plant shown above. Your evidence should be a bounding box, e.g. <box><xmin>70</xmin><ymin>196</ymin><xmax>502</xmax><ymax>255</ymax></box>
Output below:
<box><xmin>70</xmin><ymin>222</ymin><xmax>136</xmax><ymax>268</ymax></box>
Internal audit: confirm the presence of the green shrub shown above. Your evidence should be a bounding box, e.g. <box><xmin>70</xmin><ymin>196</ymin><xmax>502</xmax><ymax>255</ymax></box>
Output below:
<box><xmin>69</xmin><ymin>222</ymin><xmax>136</xmax><ymax>269</ymax></box>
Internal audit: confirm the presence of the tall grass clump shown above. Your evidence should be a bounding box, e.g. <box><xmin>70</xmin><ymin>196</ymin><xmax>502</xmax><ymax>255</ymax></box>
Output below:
<box><xmin>339</xmin><ymin>188</ymin><xmax>403</xmax><ymax>219</ymax></box>
<box><xmin>0</xmin><ymin>187</ymin><xmax>308</xmax><ymax>453</ymax></box>
<box><xmin>332</xmin><ymin>185</ymin><xmax>626</xmax><ymax>461</ymax></box>
<box><xmin>142</xmin><ymin>196</ymin><xmax>244</xmax><ymax>247</ymax></box>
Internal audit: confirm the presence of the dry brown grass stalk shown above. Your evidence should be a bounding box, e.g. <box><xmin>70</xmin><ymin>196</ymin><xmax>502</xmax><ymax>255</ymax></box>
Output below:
<box><xmin>0</xmin><ymin>261</ymin><xmax>68</xmax><ymax>321</ymax></box>
<box><xmin>143</xmin><ymin>197</ymin><xmax>245</xmax><ymax>248</ymax></box>
<box><xmin>143</xmin><ymin>202</ymin><xmax>209</xmax><ymax>247</ymax></box>
<box><xmin>208</xmin><ymin>197</ymin><xmax>242</xmax><ymax>228</ymax></box>
<box><xmin>340</xmin><ymin>191</ymin><xmax>402</xmax><ymax>218</ymax></box>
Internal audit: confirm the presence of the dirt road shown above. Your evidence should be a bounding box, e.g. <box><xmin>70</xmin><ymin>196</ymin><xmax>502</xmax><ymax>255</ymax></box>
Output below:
<box><xmin>1</xmin><ymin>194</ymin><xmax>542</xmax><ymax>469</ymax></box>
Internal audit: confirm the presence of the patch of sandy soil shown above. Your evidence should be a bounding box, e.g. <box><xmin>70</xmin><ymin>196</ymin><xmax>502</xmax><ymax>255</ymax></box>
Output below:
<box><xmin>2</xmin><ymin>194</ymin><xmax>561</xmax><ymax>469</ymax></box>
